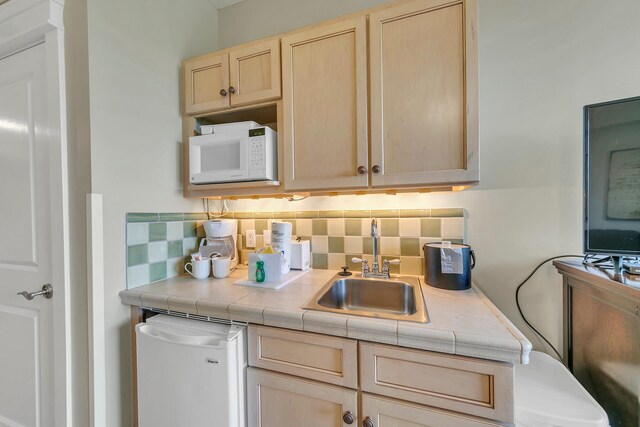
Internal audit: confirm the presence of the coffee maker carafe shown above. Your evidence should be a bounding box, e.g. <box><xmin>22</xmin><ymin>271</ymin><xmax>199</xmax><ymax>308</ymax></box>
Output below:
<box><xmin>200</xmin><ymin>219</ymin><xmax>238</xmax><ymax>270</ymax></box>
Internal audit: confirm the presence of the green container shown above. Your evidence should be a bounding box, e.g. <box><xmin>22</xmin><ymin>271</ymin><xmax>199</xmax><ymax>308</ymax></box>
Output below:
<box><xmin>255</xmin><ymin>260</ymin><xmax>265</xmax><ymax>283</ymax></box>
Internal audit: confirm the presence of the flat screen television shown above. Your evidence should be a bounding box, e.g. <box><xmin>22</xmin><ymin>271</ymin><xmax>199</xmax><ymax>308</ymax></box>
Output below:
<box><xmin>584</xmin><ymin>95</ymin><xmax>640</xmax><ymax>261</ymax></box>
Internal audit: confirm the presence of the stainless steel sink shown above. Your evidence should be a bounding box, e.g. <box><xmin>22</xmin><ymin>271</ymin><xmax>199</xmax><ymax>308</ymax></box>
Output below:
<box><xmin>304</xmin><ymin>274</ymin><xmax>429</xmax><ymax>323</ymax></box>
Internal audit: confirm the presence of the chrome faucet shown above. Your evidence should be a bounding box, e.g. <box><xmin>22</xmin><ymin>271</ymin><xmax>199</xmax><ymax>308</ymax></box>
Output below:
<box><xmin>371</xmin><ymin>219</ymin><xmax>380</xmax><ymax>274</ymax></box>
<box><xmin>352</xmin><ymin>218</ymin><xmax>400</xmax><ymax>279</ymax></box>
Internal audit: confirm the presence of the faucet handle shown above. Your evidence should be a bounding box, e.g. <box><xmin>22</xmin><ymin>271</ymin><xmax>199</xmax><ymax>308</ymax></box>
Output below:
<box><xmin>382</xmin><ymin>258</ymin><xmax>400</xmax><ymax>278</ymax></box>
<box><xmin>351</xmin><ymin>257</ymin><xmax>370</xmax><ymax>274</ymax></box>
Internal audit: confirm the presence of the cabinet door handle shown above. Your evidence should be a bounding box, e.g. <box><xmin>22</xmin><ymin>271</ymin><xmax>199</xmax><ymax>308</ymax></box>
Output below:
<box><xmin>357</xmin><ymin>166</ymin><xmax>366</xmax><ymax>175</ymax></box>
<box><xmin>342</xmin><ymin>411</ymin><xmax>354</xmax><ymax>424</ymax></box>
<box><xmin>371</xmin><ymin>165</ymin><xmax>381</xmax><ymax>174</ymax></box>
<box><xmin>220</xmin><ymin>88</ymin><xmax>227</xmax><ymax>97</ymax></box>
<box><xmin>229</xmin><ymin>86</ymin><xmax>236</xmax><ymax>94</ymax></box>
<box><xmin>363</xmin><ymin>417</ymin><xmax>374</xmax><ymax>427</ymax></box>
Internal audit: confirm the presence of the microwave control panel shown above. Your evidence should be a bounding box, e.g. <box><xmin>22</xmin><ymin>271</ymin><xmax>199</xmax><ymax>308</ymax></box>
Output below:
<box><xmin>248</xmin><ymin>137</ymin><xmax>265</xmax><ymax>168</ymax></box>
<box><xmin>248</xmin><ymin>128</ymin><xmax>266</xmax><ymax>169</ymax></box>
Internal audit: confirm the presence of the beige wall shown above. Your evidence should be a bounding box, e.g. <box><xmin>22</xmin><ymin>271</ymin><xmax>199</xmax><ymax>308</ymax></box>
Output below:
<box><xmin>85</xmin><ymin>0</ymin><xmax>219</xmax><ymax>423</ymax></box>
<box><xmin>220</xmin><ymin>0</ymin><xmax>640</xmax><ymax>355</ymax></box>
<box><xmin>218</xmin><ymin>0</ymin><xmax>389</xmax><ymax>48</ymax></box>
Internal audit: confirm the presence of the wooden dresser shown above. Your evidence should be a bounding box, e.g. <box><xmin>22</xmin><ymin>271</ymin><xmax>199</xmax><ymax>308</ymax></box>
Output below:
<box><xmin>554</xmin><ymin>261</ymin><xmax>640</xmax><ymax>427</ymax></box>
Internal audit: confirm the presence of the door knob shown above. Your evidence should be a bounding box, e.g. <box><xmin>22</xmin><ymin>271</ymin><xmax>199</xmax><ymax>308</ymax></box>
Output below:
<box><xmin>357</xmin><ymin>166</ymin><xmax>366</xmax><ymax>174</ymax></box>
<box><xmin>342</xmin><ymin>411</ymin><xmax>354</xmax><ymax>424</ymax></box>
<box><xmin>219</xmin><ymin>88</ymin><xmax>227</xmax><ymax>96</ymax></box>
<box><xmin>229</xmin><ymin>86</ymin><xmax>236</xmax><ymax>94</ymax></box>
<box><xmin>18</xmin><ymin>284</ymin><xmax>53</xmax><ymax>300</ymax></box>
<box><xmin>363</xmin><ymin>417</ymin><xmax>374</xmax><ymax>427</ymax></box>
<box><xmin>372</xmin><ymin>165</ymin><xmax>381</xmax><ymax>174</ymax></box>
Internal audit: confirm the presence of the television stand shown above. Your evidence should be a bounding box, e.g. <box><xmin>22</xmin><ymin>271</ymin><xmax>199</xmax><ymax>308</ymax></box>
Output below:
<box><xmin>611</xmin><ymin>255</ymin><xmax>622</xmax><ymax>275</ymax></box>
<box><xmin>554</xmin><ymin>260</ymin><xmax>639</xmax><ymax>427</ymax></box>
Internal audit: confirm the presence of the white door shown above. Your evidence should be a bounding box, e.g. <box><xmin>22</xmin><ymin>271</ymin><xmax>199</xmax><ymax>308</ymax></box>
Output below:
<box><xmin>0</xmin><ymin>43</ymin><xmax>56</xmax><ymax>427</ymax></box>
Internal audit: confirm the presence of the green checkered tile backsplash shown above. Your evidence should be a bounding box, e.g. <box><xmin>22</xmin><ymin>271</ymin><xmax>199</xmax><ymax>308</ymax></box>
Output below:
<box><xmin>127</xmin><ymin>209</ymin><xmax>466</xmax><ymax>288</ymax></box>
<box><xmin>126</xmin><ymin>213</ymin><xmax>206</xmax><ymax>288</ymax></box>
<box><xmin>236</xmin><ymin>209</ymin><xmax>465</xmax><ymax>277</ymax></box>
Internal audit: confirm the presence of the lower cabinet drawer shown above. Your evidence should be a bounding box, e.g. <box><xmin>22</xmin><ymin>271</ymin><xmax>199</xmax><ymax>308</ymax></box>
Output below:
<box><xmin>247</xmin><ymin>367</ymin><xmax>358</xmax><ymax>427</ymax></box>
<box><xmin>360</xmin><ymin>342</ymin><xmax>514</xmax><ymax>424</ymax></box>
<box><xmin>248</xmin><ymin>325</ymin><xmax>358</xmax><ymax>388</ymax></box>
<box><xmin>362</xmin><ymin>394</ymin><xmax>502</xmax><ymax>427</ymax></box>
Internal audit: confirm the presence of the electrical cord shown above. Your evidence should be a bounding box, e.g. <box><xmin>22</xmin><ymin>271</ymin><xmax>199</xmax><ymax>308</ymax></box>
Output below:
<box><xmin>515</xmin><ymin>255</ymin><xmax>584</xmax><ymax>362</ymax></box>
<box><xmin>582</xmin><ymin>254</ymin><xmax>613</xmax><ymax>269</ymax></box>
<box><xmin>203</xmin><ymin>199</ymin><xmax>229</xmax><ymax>219</ymax></box>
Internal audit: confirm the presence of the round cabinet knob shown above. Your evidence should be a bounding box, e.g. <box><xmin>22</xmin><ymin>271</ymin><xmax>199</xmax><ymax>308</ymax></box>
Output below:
<box><xmin>363</xmin><ymin>417</ymin><xmax>374</xmax><ymax>427</ymax></box>
<box><xmin>342</xmin><ymin>411</ymin><xmax>354</xmax><ymax>424</ymax></box>
<box><xmin>372</xmin><ymin>165</ymin><xmax>381</xmax><ymax>174</ymax></box>
<box><xmin>229</xmin><ymin>86</ymin><xmax>236</xmax><ymax>94</ymax></box>
<box><xmin>219</xmin><ymin>88</ymin><xmax>227</xmax><ymax>97</ymax></box>
<box><xmin>357</xmin><ymin>166</ymin><xmax>366</xmax><ymax>175</ymax></box>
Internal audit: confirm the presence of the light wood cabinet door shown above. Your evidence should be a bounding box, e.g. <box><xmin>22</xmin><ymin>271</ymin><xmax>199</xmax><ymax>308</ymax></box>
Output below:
<box><xmin>229</xmin><ymin>39</ymin><xmax>281</xmax><ymax>107</ymax></box>
<box><xmin>282</xmin><ymin>17</ymin><xmax>369</xmax><ymax>191</ymax></box>
<box><xmin>183</xmin><ymin>53</ymin><xmax>230</xmax><ymax>115</ymax></box>
<box><xmin>369</xmin><ymin>0</ymin><xmax>478</xmax><ymax>188</ymax></box>
<box><xmin>248</xmin><ymin>367</ymin><xmax>358</xmax><ymax>427</ymax></box>
<box><xmin>362</xmin><ymin>394</ymin><xmax>502</xmax><ymax>427</ymax></box>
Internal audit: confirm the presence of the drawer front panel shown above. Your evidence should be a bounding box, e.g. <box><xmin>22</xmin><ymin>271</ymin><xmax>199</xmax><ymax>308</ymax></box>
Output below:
<box><xmin>360</xmin><ymin>342</ymin><xmax>514</xmax><ymax>423</ymax></box>
<box><xmin>260</xmin><ymin>336</ymin><xmax>343</xmax><ymax>373</ymax></box>
<box><xmin>249</xmin><ymin>325</ymin><xmax>358</xmax><ymax>388</ymax></box>
<box><xmin>376</xmin><ymin>356</ymin><xmax>492</xmax><ymax>404</ymax></box>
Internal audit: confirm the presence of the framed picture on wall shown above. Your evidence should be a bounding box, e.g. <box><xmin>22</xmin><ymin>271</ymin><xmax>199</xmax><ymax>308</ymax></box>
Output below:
<box><xmin>606</xmin><ymin>147</ymin><xmax>640</xmax><ymax>220</ymax></box>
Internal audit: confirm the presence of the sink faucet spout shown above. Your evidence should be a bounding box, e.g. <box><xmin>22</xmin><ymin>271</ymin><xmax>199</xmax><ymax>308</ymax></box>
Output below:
<box><xmin>353</xmin><ymin>218</ymin><xmax>399</xmax><ymax>279</ymax></box>
<box><xmin>371</xmin><ymin>219</ymin><xmax>379</xmax><ymax>274</ymax></box>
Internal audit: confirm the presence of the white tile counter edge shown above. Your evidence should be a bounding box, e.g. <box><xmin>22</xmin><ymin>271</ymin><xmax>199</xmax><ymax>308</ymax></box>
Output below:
<box><xmin>119</xmin><ymin>269</ymin><xmax>532</xmax><ymax>364</ymax></box>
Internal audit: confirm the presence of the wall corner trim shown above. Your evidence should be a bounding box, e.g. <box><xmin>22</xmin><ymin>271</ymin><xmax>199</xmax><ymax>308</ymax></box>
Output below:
<box><xmin>86</xmin><ymin>194</ymin><xmax>106</xmax><ymax>427</ymax></box>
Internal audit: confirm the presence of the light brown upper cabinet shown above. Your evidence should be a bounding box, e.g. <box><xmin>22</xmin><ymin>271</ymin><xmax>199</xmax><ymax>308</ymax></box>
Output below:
<box><xmin>229</xmin><ymin>39</ymin><xmax>281</xmax><ymax>108</ymax></box>
<box><xmin>369</xmin><ymin>0</ymin><xmax>478</xmax><ymax>188</ymax></box>
<box><xmin>181</xmin><ymin>0</ymin><xmax>478</xmax><ymax>198</ymax></box>
<box><xmin>184</xmin><ymin>39</ymin><xmax>281</xmax><ymax>115</ymax></box>
<box><xmin>281</xmin><ymin>17</ymin><xmax>369</xmax><ymax>192</ymax></box>
<box><xmin>184</xmin><ymin>52</ymin><xmax>229</xmax><ymax>115</ymax></box>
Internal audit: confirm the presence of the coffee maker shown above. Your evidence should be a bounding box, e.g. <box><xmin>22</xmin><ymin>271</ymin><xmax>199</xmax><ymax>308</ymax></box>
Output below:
<box><xmin>200</xmin><ymin>219</ymin><xmax>238</xmax><ymax>270</ymax></box>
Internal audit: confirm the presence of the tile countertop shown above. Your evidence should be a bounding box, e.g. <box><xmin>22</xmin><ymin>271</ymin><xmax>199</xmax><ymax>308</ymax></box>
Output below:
<box><xmin>119</xmin><ymin>268</ymin><xmax>532</xmax><ymax>364</ymax></box>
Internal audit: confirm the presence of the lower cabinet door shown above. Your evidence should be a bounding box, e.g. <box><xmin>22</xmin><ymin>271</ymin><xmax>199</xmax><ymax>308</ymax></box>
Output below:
<box><xmin>248</xmin><ymin>367</ymin><xmax>358</xmax><ymax>427</ymax></box>
<box><xmin>361</xmin><ymin>394</ymin><xmax>502</xmax><ymax>427</ymax></box>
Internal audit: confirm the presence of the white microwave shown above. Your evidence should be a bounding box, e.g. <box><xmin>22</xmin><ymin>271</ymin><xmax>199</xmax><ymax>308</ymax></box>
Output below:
<box><xmin>189</xmin><ymin>121</ymin><xmax>277</xmax><ymax>185</ymax></box>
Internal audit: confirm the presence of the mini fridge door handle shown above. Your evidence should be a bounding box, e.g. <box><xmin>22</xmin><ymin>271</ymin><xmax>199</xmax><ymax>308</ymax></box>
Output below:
<box><xmin>136</xmin><ymin>323</ymin><xmax>226</xmax><ymax>349</ymax></box>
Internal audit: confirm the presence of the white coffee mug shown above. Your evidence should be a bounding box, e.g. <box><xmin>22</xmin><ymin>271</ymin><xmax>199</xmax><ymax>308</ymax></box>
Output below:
<box><xmin>212</xmin><ymin>257</ymin><xmax>231</xmax><ymax>279</ymax></box>
<box><xmin>184</xmin><ymin>258</ymin><xmax>211</xmax><ymax>279</ymax></box>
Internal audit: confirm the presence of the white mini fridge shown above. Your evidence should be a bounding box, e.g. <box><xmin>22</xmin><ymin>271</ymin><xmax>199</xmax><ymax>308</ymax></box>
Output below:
<box><xmin>136</xmin><ymin>314</ymin><xmax>246</xmax><ymax>427</ymax></box>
